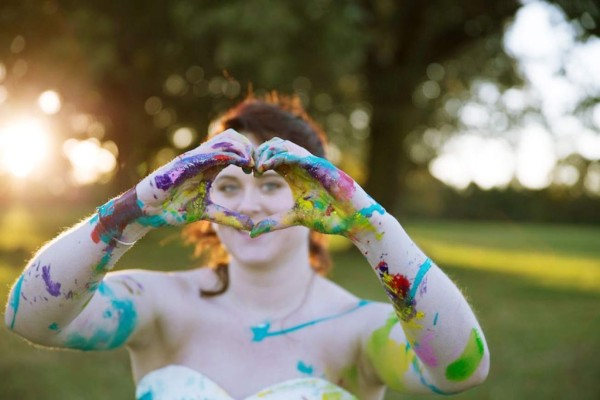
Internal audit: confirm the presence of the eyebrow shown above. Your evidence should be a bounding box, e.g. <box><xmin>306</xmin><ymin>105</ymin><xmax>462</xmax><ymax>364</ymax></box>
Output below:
<box><xmin>214</xmin><ymin>171</ymin><xmax>282</xmax><ymax>181</ymax></box>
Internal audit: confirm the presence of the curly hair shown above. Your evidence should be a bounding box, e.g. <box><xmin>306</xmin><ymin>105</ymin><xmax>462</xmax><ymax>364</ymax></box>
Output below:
<box><xmin>181</xmin><ymin>93</ymin><xmax>333</xmax><ymax>297</ymax></box>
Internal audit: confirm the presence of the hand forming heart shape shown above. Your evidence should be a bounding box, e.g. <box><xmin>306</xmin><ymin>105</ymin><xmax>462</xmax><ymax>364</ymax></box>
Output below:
<box><xmin>132</xmin><ymin>129</ymin><xmax>385</xmax><ymax>239</ymax></box>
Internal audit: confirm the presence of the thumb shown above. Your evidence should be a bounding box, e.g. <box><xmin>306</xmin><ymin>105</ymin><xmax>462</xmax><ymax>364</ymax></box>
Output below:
<box><xmin>250</xmin><ymin>210</ymin><xmax>297</xmax><ymax>238</ymax></box>
<box><xmin>204</xmin><ymin>203</ymin><xmax>254</xmax><ymax>231</ymax></box>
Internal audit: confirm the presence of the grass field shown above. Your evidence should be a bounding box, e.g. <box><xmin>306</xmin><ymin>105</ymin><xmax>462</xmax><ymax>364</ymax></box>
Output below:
<box><xmin>1</xmin><ymin>203</ymin><xmax>599</xmax><ymax>400</ymax></box>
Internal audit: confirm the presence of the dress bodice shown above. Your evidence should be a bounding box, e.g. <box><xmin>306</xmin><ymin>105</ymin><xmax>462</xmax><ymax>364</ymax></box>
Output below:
<box><xmin>136</xmin><ymin>364</ymin><xmax>357</xmax><ymax>400</ymax></box>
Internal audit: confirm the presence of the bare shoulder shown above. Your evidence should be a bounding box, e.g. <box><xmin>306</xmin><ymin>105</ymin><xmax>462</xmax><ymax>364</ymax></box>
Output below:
<box><xmin>102</xmin><ymin>267</ymin><xmax>220</xmax><ymax>319</ymax></box>
<box><xmin>102</xmin><ymin>267</ymin><xmax>217</xmax><ymax>349</ymax></box>
<box><xmin>318</xmin><ymin>278</ymin><xmax>401</xmax><ymax>338</ymax></box>
<box><xmin>312</xmin><ymin>276</ymin><xmax>362</xmax><ymax>310</ymax></box>
<box><xmin>312</xmin><ymin>276</ymin><xmax>393</xmax><ymax>323</ymax></box>
<box><xmin>103</xmin><ymin>268</ymin><xmax>176</xmax><ymax>301</ymax></box>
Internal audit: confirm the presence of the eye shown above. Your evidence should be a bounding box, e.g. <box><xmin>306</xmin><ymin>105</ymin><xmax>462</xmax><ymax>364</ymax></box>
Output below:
<box><xmin>260</xmin><ymin>180</ymin><xmax>284</xmax><ymax>193</ymax></box>
<box><xmin>215</xmin><ymin>182</ymin><xmax>240</xmax><ymax>195</ymax></box>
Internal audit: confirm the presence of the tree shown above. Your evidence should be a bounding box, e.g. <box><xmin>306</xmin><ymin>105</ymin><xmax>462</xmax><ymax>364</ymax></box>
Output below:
<box><xmin>1</xmin><ymin>0</ymin><xmax>598</xmax><ymax>212</ymax></box>
<box><xmin>358</xmin><ymin>0</ymin><xmax>522</xmax><ymax>211</ymax></box>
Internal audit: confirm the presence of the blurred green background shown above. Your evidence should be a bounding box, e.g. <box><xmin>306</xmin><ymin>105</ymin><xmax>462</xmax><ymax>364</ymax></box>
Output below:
<box><xmin>1</xmin><ymin>0</ymin><xmax>599</xmax><ymax>399</ymax></box>
<box><xmin>1</xmin><ymin>205</ymin><xmax>598</xmax><ymax>399</ymax></box>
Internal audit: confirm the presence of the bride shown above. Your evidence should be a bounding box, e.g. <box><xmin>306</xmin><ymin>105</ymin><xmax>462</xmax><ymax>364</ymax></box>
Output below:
<box><xmin>5</xmin><ymin>95</ymin><xmax>488</xmax><ymax>399</ymax></box>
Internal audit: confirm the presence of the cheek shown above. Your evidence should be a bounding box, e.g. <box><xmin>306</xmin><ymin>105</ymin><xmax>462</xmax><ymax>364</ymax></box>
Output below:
<box><xmin>210</xmin><ymin>187</ymin><xmax>242</xmax><ymax>209</ymax></box>
<box><xmin>264</xmin><ymin>187</ymin><xmax>295</xmax><ymax>213</ymax></box>
<box><xmin>212</xmin><ymin>225</ymin><xmax>238</xmax><ymax>251</ymax></box>
<box><xmin>276</xmin><ymin>225</ymin><xmax>311</xmax><ymax>246</ymax></box>
<box><xmin>217</xmin><ymin>196</ymin><xmax>239</xmax><ymax>210</ymax></box>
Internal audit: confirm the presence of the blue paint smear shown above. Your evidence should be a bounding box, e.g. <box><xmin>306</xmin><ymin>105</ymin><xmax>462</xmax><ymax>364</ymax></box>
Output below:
<box><xmin>9</xmin><ymin>274</ymin><xmax>25</xmax><ymax>329</ymax></box>
<box><xmin>409</xmin><ymin>258</ymin><xmax>432</xmax><ymax>300</ymax></box>
<box><xmin>297</xmin><ymin>360</ymin><xmax>314</xmax><ymax>375</ymax></box>
<box><xmin>411</xmin><ymin>358</ymin><xmax>450</xmax><ymax>395</ymax></box>
<box><xmin>433</xmin><ymin>312</ymin><xmax>439</xmax><ymax>326</ymax></box>
<box><xmin>358</xmin><ymin>203</ymin><xmax>386</xmax><ymax>218</ymax></box>
<box><xmin>252</xmin><ymin>299</ymin><xmax>370</xmax><ymax>342</ymax></box>
<box><xmin>135</xmin><ymin>200</ymin><xmax>170</xmax><ymax>227</ymax></box>
<box><xmin>65</xmin><ymin>281</ymin><xmax>137</xmax><ymax>350</ymax></box>
<box><xmin>138</xmin><ymin>391</ymin><xmax>154</xmax><ymax>400</ymax></box>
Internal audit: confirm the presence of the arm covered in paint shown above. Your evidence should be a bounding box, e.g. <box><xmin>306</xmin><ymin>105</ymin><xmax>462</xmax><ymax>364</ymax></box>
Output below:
<box><xmin>250</xmin><ymin>138</ymin><xmax>489</xmax><ymax>394</ymax></box>
<box><xmin>4</xmin><ymin>130</ymin><xmax>254</xmax><ymax>349</ymax></box>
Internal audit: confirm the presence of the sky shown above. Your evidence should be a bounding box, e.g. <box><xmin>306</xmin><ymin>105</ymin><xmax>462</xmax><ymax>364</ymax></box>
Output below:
<box><xmin>429</xmin><ymin>0</ymin><xmax>600</xmax><ymax>193</ymax></box>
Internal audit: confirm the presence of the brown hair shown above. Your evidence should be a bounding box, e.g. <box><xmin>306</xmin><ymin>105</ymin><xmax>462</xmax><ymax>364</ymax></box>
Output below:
<box><xmin>182</xmin><ymin>93</ymin><xmax>332</xmax><ymax>296</ymax></box>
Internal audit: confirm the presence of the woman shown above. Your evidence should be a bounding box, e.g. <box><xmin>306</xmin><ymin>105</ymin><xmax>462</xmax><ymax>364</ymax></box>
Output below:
<box><xmin>5</xmin><ymin>95</ymin><xmax>489</xmax><ymax>399</ymax></box>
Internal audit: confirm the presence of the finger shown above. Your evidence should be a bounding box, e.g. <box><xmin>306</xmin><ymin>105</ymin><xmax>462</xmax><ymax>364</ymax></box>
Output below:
<box><xmin>157</xmin><ymin>148</ymin><xmax>251</xmax><ymax>192</ymax></box>
<box><xmin>256</xmin><ymin>152</ymin><xmax>299</xmax><ymax>175</ymax></box>
<box><xmin>207</xmin><ymin>131</ymin><xmax>255</xmax><ymax>167</ymax></box>
<box><xmin>250</xmin><ymin>210</ymin><xmax>298</xmax><ymax>238</ymax></box>
<box><xmin>254</xmin><ymin>137</ymin><xmax>288</xmax><ymax>173</ymax></box>
<box><xmin>204</xmin><ymin>203</ymin><xmax>254</xmax><ymax>231</ymax></box>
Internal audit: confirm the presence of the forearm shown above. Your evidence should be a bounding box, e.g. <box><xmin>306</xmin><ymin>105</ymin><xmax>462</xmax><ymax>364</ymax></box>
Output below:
<box><xmin>4</xmin><ymin>191</ymin><xmax>151</xmax><ymax>342</ymax></box>
<box><xmin>353</xmin><ymin>212</ymin><xmax>489</xmax><ymax>390</ymax></box>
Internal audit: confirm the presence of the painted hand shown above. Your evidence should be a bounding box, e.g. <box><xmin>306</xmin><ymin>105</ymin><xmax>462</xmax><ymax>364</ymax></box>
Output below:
<box><xmin>250</xmin><ymin>137</ymin><xmax>385</xmax><ymax>238</ymax></box>
<box><xmin>135</xmin><ymin>129</ymin><xmax>255</xmax><ymax>229</ymax></box>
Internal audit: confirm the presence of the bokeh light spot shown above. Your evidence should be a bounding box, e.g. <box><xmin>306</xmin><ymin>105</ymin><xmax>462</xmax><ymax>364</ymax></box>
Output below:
<box><xmin>38</xmin><ymin>90</ymin><xmax>62</xmax><ymax>114</ymax></box>
<box><xmin>171</xmin><ymin>127</ymin><xmax>195</xmax><ymax>149</ymax></box>
<box><xmin>144</xmin><ymin>96</ymin><xmax>162</xmax><ymax>115</ymax></box>
<box><xmin>63</xmin><ymin>138</ymin><xmax>116</xmax><ymax>185</ymax></box>
<box><xmin>0</xmin><ymin>119</ymin><xmax>51</xmax><ymax>178</ymax></box>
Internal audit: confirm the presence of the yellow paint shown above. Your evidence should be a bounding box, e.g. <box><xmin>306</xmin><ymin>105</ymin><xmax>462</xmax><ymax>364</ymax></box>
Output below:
<box><xmin>365</xmin><ymin>313</ymin><xmax>415</xmax><ymax>391</ymax></box>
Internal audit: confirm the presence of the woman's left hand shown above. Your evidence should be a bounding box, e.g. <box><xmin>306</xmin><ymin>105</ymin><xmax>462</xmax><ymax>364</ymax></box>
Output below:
<box><xmin>251</xmin><ymin>138</ymin><xmax>385</xmax><ymax>238</ymax></box>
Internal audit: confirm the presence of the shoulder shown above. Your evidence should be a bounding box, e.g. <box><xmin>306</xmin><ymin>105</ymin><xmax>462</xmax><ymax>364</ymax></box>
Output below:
<box><xmin>102</xmin><ymin>267</ymin><xmax>217</xmax><ymax>348</ymax></box>
<box><xmin>105</xmin><ymin>266</ymin><xmax>218</xmax><ymax>296</ymax></box>
<box><xmin>313</xmin><ymin>276</ymin><xmax>392</xmax><ymax>311</ymax></box>
<box><xmin>101</xmin><ymin>267</ymin><xmax>219</xmax><ymax>327</ymax></box>
<box><xmin>311</xmin><ymin>277</ymin><xmax>394</xmax><ymax>329</ymax></box>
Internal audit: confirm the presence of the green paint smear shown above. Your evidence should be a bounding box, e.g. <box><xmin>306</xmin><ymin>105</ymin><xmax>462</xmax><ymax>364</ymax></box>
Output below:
<box><xmin>365</xmin><ymin>313</ymin><xmax>414</xmax><ymax>390</ymax></box>
<box><xmin>338</xmin><ymin>364</ymin><xmax>360</xmax><ymax>396</ymax></box>
<box><xmin>445</xmin><ymin>328</ymin><xmax>485</xmax><ymax>381</ymax></box>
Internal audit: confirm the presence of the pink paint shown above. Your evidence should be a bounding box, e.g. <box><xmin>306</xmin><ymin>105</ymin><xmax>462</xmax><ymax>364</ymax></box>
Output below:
<box><xmin>414</xmin><ymin>330</ymin><xmax>438</xmax><ymax>367</ymax></box>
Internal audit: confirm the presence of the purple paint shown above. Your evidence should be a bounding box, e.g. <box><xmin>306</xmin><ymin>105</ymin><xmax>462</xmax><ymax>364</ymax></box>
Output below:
<box><xmin>41</xmin><ymin>264</ymin><xmax>61</xmax><ymax>297</ymax></box>
<box><xmin>211</xmin><ymin>142</ymin><xmax>235</xmax><ymax>150</ymax></box>
<box><xmin>154</xmin><ymin>174</ymin><xmax>173</xmax><ymax>191</ymax></box>
<box><xmin>376</xmin><ymin>260</ymin><xmax>389</xmax><ymax>274</ymax></box>
<box><xmin>154</xmin><ymin>154</ymin><xmax>220</xmax><ymax>191</ymax></box>
<box><xmin>302</xmin><ymin>157</ymin><xmax>356</xmax><ymax>200</ymax></box>
<box><xmin>419</xmin><ymin>276</ymin><xmax>428</xmax><ymax>296</ymax></box>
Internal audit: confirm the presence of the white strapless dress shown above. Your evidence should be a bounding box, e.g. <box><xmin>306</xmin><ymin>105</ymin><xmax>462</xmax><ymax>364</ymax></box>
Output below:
<box><xmin>136</xmin><ymin>364</ymin><xmax>357</xmax><ymax>400</ymax></box>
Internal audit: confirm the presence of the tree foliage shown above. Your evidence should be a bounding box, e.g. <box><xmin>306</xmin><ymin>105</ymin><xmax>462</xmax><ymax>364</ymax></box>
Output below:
<box><xmin>0</xmin><ymin>0</ymin><xmax>598</xmax><ymax>213</ymax></box>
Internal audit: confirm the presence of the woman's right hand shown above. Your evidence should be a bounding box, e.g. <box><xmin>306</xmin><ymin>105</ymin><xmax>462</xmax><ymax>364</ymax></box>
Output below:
<box><xmin>135</xmin><ymin>129</ymin><xmax>255</xmax><ymax>230</ymax></box>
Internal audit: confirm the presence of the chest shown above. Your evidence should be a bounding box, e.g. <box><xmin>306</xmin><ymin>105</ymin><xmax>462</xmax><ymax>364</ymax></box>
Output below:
<box><xmin>153</xmin><ymin>298</ymin><xmax>363</xmax><ymax>394</ymax></box>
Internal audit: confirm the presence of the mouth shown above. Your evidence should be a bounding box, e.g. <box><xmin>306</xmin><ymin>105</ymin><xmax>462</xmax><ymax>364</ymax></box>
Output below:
<box><xmin>235</xmin><ymin>228</ymin><xmax>270</xmax><ymax>241</ymax></box>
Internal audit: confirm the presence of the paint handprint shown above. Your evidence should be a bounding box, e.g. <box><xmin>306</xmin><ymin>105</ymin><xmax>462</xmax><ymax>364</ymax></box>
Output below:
<box><xmin>92</xmin><ymin>130</ymin><xmax>254</xmax><ymax>245</ymax></box>
<box><xmin>135</xmin><ymin>129</ymin><xmax>255</xmax><ymax>228</ymax></box>
<box><xmin>250</xmin><ymin>138</ymin><xmax>386</xmax><ymax>239</ymax></box>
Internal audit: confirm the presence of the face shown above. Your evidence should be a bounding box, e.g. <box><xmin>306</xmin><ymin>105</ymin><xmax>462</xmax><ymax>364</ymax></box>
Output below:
<box><xmin>210</xmin><ymin>164</ymin><xmax>310</xmax><ymax>268</ymax></box>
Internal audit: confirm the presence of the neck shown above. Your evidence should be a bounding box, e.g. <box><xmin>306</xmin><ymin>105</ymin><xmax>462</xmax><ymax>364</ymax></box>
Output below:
<box><xmin>227</xmin><ymin>244</ymin><xmax>315</xmax><ymax>319</ymax></box>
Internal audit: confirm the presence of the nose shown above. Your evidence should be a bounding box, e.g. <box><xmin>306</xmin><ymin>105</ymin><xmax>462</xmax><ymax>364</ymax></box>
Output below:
<box><xmin>236</xmin><ymin>185</ymin><xmax>263</xmax><ymax>217</ymax></box>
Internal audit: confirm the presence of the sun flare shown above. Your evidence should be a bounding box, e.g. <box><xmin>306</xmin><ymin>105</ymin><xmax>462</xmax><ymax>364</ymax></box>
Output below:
<box><xmin>0</xmin><ymin>118</ymin><xmax>51</xmax><ymax>178</ymax></box>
